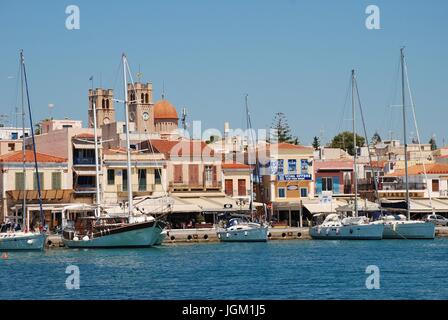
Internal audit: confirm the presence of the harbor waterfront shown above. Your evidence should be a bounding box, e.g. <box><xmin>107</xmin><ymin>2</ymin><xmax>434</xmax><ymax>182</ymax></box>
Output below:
<box><xmin>1</xmin><ymin>239</ymin><xmax>448</xmax><ymax>300</ymax></box>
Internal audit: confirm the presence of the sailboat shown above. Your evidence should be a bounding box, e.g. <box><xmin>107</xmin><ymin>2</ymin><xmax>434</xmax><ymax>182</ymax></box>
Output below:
<box><xmin>62</xmin><ymin>53</ymin><xmax>165</xmax><ymax>248</ymax></box>
<box><xmin>372</xmin><ymin>48</ymin><xmax>435</xmax><ymax>240</ymax></box>
<box><xmin>217</xmin><ymin>95</ymin><xmax>268</xmax><ymax>242</ymax></box>
<box><xmin>310</xmin><ymin>70</ymin><xmax>384</xmax><ymax>240</ymax></box>
<box><xmin>0</xmin><ymin>50</ymin><xmax>46</xmax><ymax>251</ymax></box>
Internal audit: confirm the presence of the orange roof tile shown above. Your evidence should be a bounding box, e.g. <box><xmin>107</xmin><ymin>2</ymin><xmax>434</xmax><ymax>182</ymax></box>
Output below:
<box><xmin>387</xmin><ymin>164</ymin><xmax>448</xmax><ymax>176</ymax></box>
<box><xmin>142</xmin><ymin>139</ymin><xmax>214</xmax><ymax>158</ymax></box>
<box><xmin>0</xmin><ymin>150</ymin><xmax>66</xmax><ymax>163</ymax></box>
<box><xmin>221</xmin><ymin>163</ymin><xmax>252</xmax><ymax>170</ymax></box>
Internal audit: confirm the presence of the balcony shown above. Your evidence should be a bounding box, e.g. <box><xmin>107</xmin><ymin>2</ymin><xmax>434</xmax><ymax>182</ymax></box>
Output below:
<box><xmin>380</xmin><ymin>182</ymin><xmax>427</xmax><ymax>191</ymax></box>
<box><xmin>116</xmin><ymin>184</ymin><xmax>155</xmax><ymax>197</ymax></box>
<box><xmin>74</xmin><ymin>185</ymin><xmax>97</xmax><ymax>194</ymax></box>
<box><xmin>73</xmin><ymin>158</ymin><xmax>98</xmax><ymax>166</ymax></box>
<box><xmin>170</xmin><ymin>181</ymin><xmax>222</xmax><ymax>192</ymax></box>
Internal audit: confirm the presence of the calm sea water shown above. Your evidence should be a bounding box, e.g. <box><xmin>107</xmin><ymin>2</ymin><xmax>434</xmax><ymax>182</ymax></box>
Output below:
<box><xmin>1</xmin><ymin>239</ymin><xmax>447</xmax><ymax>300</ymax></box>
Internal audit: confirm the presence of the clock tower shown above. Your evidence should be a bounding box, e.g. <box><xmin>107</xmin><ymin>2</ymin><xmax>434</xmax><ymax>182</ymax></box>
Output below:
<box><xmin>88</xmin><ymin>88</ymin><xmax>115</xmax><ymax>128</ymax></box>
<box><xmin>128</xmin><ymin>82</ymin><xmax>154</xmax><ymax>133</ymax></box>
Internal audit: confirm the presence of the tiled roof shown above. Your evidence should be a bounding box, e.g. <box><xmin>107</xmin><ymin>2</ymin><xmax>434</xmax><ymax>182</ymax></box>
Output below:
<box><xmin>0</xmin><ymin>150</ymin><xmax>66</xmax><ymax>163</ymax></box>
<box><xmin>221</xmin><ymin>163</ymin><xmax>251</xmax><ymax>170</ymax></box>
<box><xmin>387</xmin><ymin>164</ymin><xmax>448</xmax><ymax>176</ymax></box>
<box><xmin>315</xmin><ymin>160</ymin><xmax>354</xmax><ymax>171</ymax></box>
<box><xmin>74</xmin><ymin>133</ymin><xmax>98</xmax><ymax>139</ymax></box>
<box><xmin>143</xmin><ymin>139</ymin><xmax>214</xmax><ymax>158</ymax></box>
<box><xmin>272</xmin><ymin>143</ymin><xmax>312</xmax><ymax>150</ymax></box>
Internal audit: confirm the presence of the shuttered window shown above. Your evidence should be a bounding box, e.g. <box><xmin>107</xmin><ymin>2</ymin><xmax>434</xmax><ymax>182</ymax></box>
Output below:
<box><xmin>15</xmin><ymin>172</ymin><xmax>25</xmax><ymax>190</ymax></box>
<box><xmin>52</xmin><ymin>172</ymin><xmax>62</xmax><ymax>190</ymax></box>
<box><xmin>189</xmin><ymin>164</ymin><xmax>199</xmax><ymax>185</ymax></box>
<box><xmin>33</xmin><ymin>172</ymin><xmax>44</xmax><ymax>190</ymax></box>
<box><xmin>174</xmin><ymin>165</ymin><xmax>183</xmax><ymax>183</ymax></box>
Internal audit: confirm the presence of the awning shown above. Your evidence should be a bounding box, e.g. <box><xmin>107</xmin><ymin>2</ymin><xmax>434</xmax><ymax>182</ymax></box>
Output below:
<box><xmin>72</xmin><ymin>143</ymin><xmax>95</xmax><ymax>149</ymax></box>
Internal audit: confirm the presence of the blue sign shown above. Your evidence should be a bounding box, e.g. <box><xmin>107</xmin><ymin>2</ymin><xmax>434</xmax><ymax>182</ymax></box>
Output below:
<box><xmin>277</xmin><ymin>174</ymin><xmax>312</xmax><ymax>181</ymax></box>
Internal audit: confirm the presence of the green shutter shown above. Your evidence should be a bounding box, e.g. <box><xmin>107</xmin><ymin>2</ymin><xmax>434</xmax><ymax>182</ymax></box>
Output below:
<box><xmin>52</xmin><ymin>172</ymin><xmax>61</xmax><ymax>190</ymax></box>
<box><xmin>33</xmin><ymin>172</ymin><xmax>44</xmax><ymax>190</ymax></box>
<box><xmin>15</xmin><ymin>172</ymin><xmax>25</xmax><ymax>190</ymax></box>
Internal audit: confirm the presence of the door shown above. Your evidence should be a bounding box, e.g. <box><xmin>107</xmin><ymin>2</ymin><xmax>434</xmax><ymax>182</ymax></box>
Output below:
<box><xmin>225</xmin><ymin>179</ymin><xmax>233</xmax><ymax>196</ymax></box>
<box><xmin>238</xmin><ymin>179</ymin><xmax>246</xmax><ymax>196</ymax></box>
<box><xmin>189</xmin><ymin>164</ymin><xmax>199</xmax><ymax>186</ymax></box>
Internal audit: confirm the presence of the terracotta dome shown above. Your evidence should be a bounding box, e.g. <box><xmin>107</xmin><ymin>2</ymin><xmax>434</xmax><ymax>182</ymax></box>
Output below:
<box><xmin>153</xmin><ymin>99</ymin><xmax>178</xmax><ymax>120</ymax></box>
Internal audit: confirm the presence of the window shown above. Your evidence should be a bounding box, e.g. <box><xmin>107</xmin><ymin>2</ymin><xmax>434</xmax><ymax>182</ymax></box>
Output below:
<box><xmin>33</xmin><ymin>172</ymin><xmax>44</xmax><ymax>190</ymax></box>
<box><xmin>278</xmin><ymin>187</ymin><xmax>286</xmax><ymax>198</ymax></box>
<box><xmin>52</xmin><ymin>172</ymin><xmax>62</xmax><ymax>190</ymax></box>
<box><xmin>322</xmin><ymin>177</ymin><xmax>333</xmax><ymax>191</ymax></box>
<box><xmin>225</xmin><ymin>179</ymin><xmax>233</xmax><ymax>196</ymax></box>
<box><xmin>238</xmin><ymin>179</ymin><xmax>246</xmax><ymax>196</ymax></box>
<box><xmin>8</xmin><ymin>143</ymin><xmax>15</xmax><ymax>151</ymax></box>
<box><xmin>15</xmin><ymin>172</ymin><xmax>25</xmax><ymax>190</ymax></box>
<box><xmin>288</xmin><ymin>159</ymin><xmax>297</xmax><ymax>173</ymax></box>
<box><xmin>107</xmin><ymin>169</ymin><xmax>115</xmax><ymax>185</ymax></box>
<box><xmin>174</xmin><ymin>165</ymin><xmax>183</xmax><ymax>183</ymax></box>
<box><xmin>301</xmin><ymin>159</ymin><xmax>309</xmax><ymax>174</ymax></box>
<box><xmin>277</xmin><ymin>159</ymin><xmax>284</xmax><ymax>174</ymax></box>
<box><xmin>138</xmin><ymin>169</ymin><xmax>147</xmax><ymax>192</ymax></box>
<box><xmin>62</xmin><ymin>125</ymin><xmax>72</xmax><ymax>129</ymax></box>
<box><xmin>300</xmin><ymin>188</ymin><xmax>308</xmax><ymax>198</ymax></box>
<box><xmin>122</xmin><ymin>170</ymin><xmax>128</xmax><ymax>191</ymax></box>
<box><xmin>205</xmin><ymin>166</ymin><xmax>214</xmax><ymax>183</ymax></box>
<box><xmin>11</xmin><ymin>132</ymin><xmax>18</xmax><ymax>140</ymax></box>
<box><xmin>155</xmin><ymin>169</ymin><xmax>161</xmax><ymax>185</ymax></box>
<box><xmin>432</xmin><ymin>179</ymin><xmax>439</xmax><ymax>192</ymax></box>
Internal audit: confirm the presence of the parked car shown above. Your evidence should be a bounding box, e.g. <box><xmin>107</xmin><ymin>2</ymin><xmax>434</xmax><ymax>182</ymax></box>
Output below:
<box><xmin>423</xmin><ymin>214</ymin><xmax>448</xmax><ymax>226</ymax></box>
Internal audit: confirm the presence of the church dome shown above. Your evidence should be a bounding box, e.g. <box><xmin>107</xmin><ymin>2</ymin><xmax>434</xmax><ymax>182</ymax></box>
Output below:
<box><xmin>153</xmin><ymin>99</ymin><xmax>178</xmax><ymax>120</ymax></box>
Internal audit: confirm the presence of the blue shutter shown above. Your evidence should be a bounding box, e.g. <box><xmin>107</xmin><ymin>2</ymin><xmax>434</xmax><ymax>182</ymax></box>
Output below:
<box><xmin>333</xmin><ymin>177</ymin><xmax>340</xmax><ymax>193</ymax></box>
<box><xmin>316</xmin><ymin>177</ymin><xmax>322</xmax><ymax>194</ymax></box>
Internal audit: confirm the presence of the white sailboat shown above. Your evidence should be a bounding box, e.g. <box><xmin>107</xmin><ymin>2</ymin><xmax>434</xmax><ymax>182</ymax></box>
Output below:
<box><xmin>62</xmin><ymin>53</ymin><xmax>165</xmax><ymax>248</ymax></box>
<box><xmin>310</xmin><ymin>70</ymin><xmax>384</xmax><ymax>240</ymax></box>
<box><xmin>217</xmin><ymin>95</ymin><xmax>268</xmax><ymax>242</ymax></box>
<box><xmin>0</xmin><ymin>50</ymin><xmax>46</xmax><ymax>251</ymax></box>
<box><xmin>373</xmin><ymin>48</ymin><xmax>435</xmax><ymax>240</ymax></box>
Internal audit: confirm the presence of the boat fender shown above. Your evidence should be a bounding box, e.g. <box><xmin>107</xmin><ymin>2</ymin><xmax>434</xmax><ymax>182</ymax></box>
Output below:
<box><xmin>73</xmin><ymin>237</ymin><xmax>79</xmax><ymax>241</ymax></box>
<box><xmin>393</xmin><ymin>224</ymin><xmax>397</xmax><ymax>231</ymax></box>
<box><xmin>336</xmin><ymin>228</ymin><xmax>340</xmax><ymax>235</ymax></box>
<box><xmin>326</xmin><ymin>228</ymin><xmax>330</xmax><ymax>236</ymax></box>
<box><xmin>244</xmin><ymin>231</ymin><xmax>248</xmax><ymax>236</ymax></box>
<box><xmin>27</xmin><ymin>239</ymin><xmax>34</xmax><ymax>245</ymax></box>
<box><xmin>226</xmin><ymin>233</ymin><xmax>230</xmax><ymax>238</ymax></box>
<box><xmin>1</xmin><ymin>252</ymin><xmax>8</xmax><ymax>259</ymax></box>
<box><xmin>349</xmin><ymin>229</ymin><xmax>354</xmax><ymax>234</ymax></box>
<box><xmin>82</xmin><ymin>235</ymin><xmax>89</xmax><ymax>241</ymax></box>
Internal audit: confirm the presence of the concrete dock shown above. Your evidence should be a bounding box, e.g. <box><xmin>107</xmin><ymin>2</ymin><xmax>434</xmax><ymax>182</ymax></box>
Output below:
<box><xmin>44</xmin><ymin>226</ymin><xmax>448</xmax><ymax>248</ymax></box>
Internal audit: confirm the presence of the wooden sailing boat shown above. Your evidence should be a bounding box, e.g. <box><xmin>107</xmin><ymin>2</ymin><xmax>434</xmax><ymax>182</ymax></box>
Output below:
<box><xmin>217</xmin><ymin>95</ymin><xmax>268</xmax><ymax>242</ymax></box>
<box><xmin>0</xmin><ymin>50</ymin><xmax>46</xmax><ymax>251</ymax></box>
<box><xmin>62</xmin><ymin>53</ymin><xmax>165</xmax><ymax>248</ymax></box>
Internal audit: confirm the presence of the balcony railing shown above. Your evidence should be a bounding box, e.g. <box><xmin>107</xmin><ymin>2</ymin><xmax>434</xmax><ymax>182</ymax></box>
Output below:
<box><xmin>73</xmin><ymin>158</ymin><xmax>98</xmax><ymax>165</ymax></box>
<box><xmin>74</xmin><ymin>185</ymin><xmax>96</xmax><ymax>193</ymax></box>
<box><xmin>116</xmin><ymin>184</ymin><xmax>155</xmax><ymax>194</ymax></box>
<box><xmin>380</xmin><ymin>182</ymin><xmax>427</xmax><ymax>191</ymax></box>
<box><xmin>170</xmin><ymin>181</ymin><xmax>221</xmax><ymax>190</ymax></box>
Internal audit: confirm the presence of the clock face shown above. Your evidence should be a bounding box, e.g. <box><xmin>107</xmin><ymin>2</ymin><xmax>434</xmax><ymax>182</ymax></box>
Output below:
<box><xmin>129</xmin><ymin>112</ymin><xmax>135</xmax><ymax>121</ymax></box>
<box><xmin>103</xmin><ymin>117</ymin><xmax>110</xmax><ymax>125</ymax></box>
<box><xmin>142</xmin><ymin>112</ymin><xmax>149</xmax><ymax>121</ymax></box>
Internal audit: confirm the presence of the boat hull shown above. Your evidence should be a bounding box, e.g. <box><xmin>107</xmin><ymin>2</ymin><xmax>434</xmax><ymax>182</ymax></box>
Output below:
<box><xmin>62</xmin><ymin>221</ymin><xmax>164</xmax><ymax>248</ymax></box>
<box><xmin>154</xmin><ymin>230</ymin><xmax>167</xmax><ymax>246</ymax></box>
<box><xmin>309</xmin><ymin>224</ymin><xmax>384</xmax><ymax>240</ymax></box>
<box><xmin>217</xmin><ymin>226</ymin><xmax>268</xmax><ymax>242</ymax></box>
<box><xmin>0</xmin><ymin>232</ymin><xmax>46</xmax><ymax>251</ymax></box>
<box><xmin>382</xmin><ymin>222</ymin><xmax>435</xmax><ymax>239</ymax></box>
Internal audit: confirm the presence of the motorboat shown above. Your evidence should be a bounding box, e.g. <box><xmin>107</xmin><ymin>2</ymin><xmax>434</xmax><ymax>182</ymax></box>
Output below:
<box><xmin>217</xmin><ymin>218</ymin><xmax>268</xmax><ymax>242</ymax></box>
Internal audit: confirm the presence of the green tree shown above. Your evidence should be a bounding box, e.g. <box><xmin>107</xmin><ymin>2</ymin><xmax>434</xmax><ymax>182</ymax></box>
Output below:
<box><xmin>312</xmin><ymin>136</ymin><xmax>320</xmax><ymax>150</ymax></box>
<box><xmin>330</xmin><ymin>131</ymin><xmax>365</xmax><ymax>156</ymax></box>
<box><xmin>371</xmin><ymin>131</ymin><xmax>382</xmax><ymax>145</ymax></box>
<box><xmin>429</xmin><ymin>136</ymin><xmax>437</xmax><ymax>151</ymax></box>
<box><xmin>270</xmin><ymin>112</ymin><xmax>299</xmax><ymax>145</ymax></box>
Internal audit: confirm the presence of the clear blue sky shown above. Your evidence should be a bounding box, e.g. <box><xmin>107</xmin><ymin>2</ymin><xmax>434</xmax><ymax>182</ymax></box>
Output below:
<box><xmin>1</xmin><ymin>0</ymin><xmax>447</xmax><ymax>146</ymax></box>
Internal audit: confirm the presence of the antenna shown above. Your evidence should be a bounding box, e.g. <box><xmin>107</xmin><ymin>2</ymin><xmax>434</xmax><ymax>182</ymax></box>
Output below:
<box><xmin>162</xmin><ymin>81</ymin><xmax>165</xmax><ymax>100</ymax></box>
<box><xmin>181</xmin><ymin>107</ymin><xmax>187</xmax><ymax>130</ymax></box>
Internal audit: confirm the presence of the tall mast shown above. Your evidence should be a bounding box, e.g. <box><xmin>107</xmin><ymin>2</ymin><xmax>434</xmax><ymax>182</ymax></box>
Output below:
<box><xmin>91</xmin><ymin>77</ymin><xmax>101</xmax><ymax>217</ymax></box>
<box><xmin>401</xmin><ymin>47</ymin><xmax>410</xmax><ymax>220</ymax></box>
<box><xmin>122</xmin><ymin>54</ymin><xmax>133</xmax><ymax>216</ymax></box>
<box><xmin>352</xmin><ymin>70</ymin><xmax>358</xmax><ymax>217</ymax></box>
<box><xmin>21</xmin><ymin>50</ymin><xmax>45</xmax><ymax>230</ymax></box>
<box><xmin>20</xmin><ymin>50</ymin><xmax>27</xmax><ymax>231</ymax></box>
<box><xmin>245</xmin><ymin>94</ymin><xmax>253</xmax><ymax>213</ymax></box>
